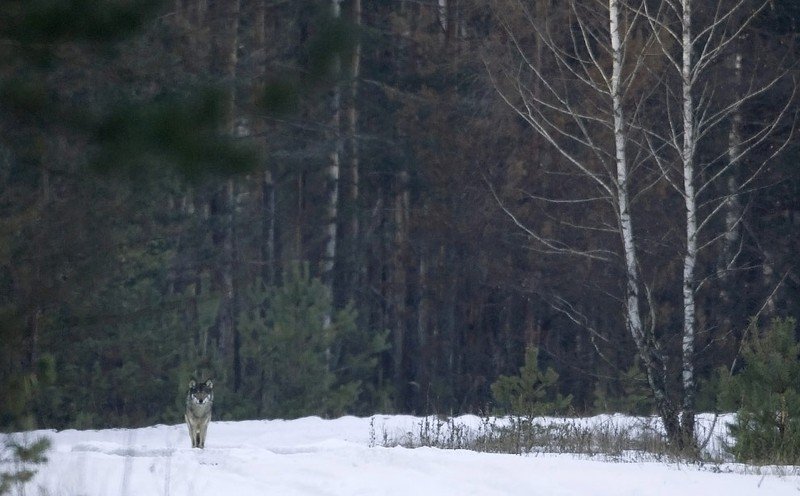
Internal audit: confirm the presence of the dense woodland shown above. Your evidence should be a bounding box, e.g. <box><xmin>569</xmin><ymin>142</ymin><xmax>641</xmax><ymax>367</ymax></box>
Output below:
<box><xmin>1</xmin><ymin>0</ymin><xmax>799</xmax><ymax>445</ymax></box>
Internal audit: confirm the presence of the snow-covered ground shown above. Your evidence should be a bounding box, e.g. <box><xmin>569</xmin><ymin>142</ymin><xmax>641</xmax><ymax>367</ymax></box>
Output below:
<box><xmin>6</xmin><ymin>414</ymin><xmax>800</xmax><ymax>495</ymax></box>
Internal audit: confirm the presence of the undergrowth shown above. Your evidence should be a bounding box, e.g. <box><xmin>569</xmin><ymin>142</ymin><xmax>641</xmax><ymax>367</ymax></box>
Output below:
<box><xmin>371</xmin><ymin>414</ymin><xmax>717</xmax><ymax>463</ymax></box>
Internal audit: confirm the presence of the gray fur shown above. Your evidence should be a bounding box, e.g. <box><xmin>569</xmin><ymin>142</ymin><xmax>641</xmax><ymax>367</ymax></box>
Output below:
<box><xmin>185</xmin><ymin>378</ymin><xmax>213</xmax><ymax>449</ymax></box>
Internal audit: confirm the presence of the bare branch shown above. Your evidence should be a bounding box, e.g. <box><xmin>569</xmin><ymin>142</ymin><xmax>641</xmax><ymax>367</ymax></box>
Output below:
<box><xmin>484</xmin><ymin>174</ymin><xmax>617</xmax><ymax>262</ymax></box>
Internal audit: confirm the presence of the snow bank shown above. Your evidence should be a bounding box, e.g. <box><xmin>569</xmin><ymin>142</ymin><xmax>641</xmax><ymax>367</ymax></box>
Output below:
<box><xmin>3</xmin><ymin>414</ymin><xmax>798</xmax><ymax>495</ymax></box>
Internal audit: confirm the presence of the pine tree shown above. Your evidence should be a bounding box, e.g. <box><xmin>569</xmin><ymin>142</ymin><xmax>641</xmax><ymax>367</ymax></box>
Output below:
<box><xmin>237</xmin><ymin>263</ymin><xmax>385</xmax><ymax>419</ymax></box>
<box><xmin>722</xmin><ymin>318</ymin><xmax>800</xmax><ymax>464</ymax></box>
<box><xmin>491</xmin><ymin>347</ymin><xmax>572</xmax><ymax>416</ymax></box>
<box><xmin>0</xmin><ymin>437</ymin><xmax>50</xmax><ymax>496</ymax></box>
<box><xmin>592</xmin><ymin>360</ymin><xmax>652</xmax><ymax>415</ymax></box>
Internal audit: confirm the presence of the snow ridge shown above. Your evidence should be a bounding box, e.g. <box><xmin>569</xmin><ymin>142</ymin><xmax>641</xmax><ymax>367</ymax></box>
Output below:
<box><xmin>7</xmin><ymin>415</ymin><xmax>799</xmax><ymax>496</ymax></box>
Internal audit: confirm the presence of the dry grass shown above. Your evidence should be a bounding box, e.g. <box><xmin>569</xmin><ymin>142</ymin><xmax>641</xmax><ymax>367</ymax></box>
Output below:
<box><xmin>372</xmin><ymin>414</ymin><xmax>707</xmax><ymax>463</ymax></box>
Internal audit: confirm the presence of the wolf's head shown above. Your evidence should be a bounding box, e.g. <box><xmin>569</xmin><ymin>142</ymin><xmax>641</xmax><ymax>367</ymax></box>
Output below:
<box><xmin>188</xmin><ymin>378</ymin><xmax>214</xmax><ymax>405</ymax></box>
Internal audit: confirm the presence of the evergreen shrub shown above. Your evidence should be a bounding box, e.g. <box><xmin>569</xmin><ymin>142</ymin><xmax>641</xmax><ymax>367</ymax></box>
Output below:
<box><xmin>491</xmin><ymin>347</ymin><xmax>572</xmax><ymax>416</ymax></box>
<box><xmin>722</xmin><ymin>317</ymin><xmax>800</xmax><ymax>464</ymax></box>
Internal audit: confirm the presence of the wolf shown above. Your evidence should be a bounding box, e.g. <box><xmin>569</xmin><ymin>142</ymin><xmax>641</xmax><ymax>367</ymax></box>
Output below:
<box><xmin>185</xmin><ymin>378</ymin><xmax>213</xmax><ymax>449</ymax></box>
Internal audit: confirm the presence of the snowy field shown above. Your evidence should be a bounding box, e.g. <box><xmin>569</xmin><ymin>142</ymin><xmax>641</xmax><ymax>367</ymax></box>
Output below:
<box><xmin>6</xmin><ymin>414</ymin><xmax>800</xmax><ymax>495</ymax></box>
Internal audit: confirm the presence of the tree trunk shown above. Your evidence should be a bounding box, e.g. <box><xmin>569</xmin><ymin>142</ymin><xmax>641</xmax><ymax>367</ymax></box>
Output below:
<box><xmin>217</xmin><ymin>178</ymin><xmax>237</xmax><ymax>383</ymax></box>
<box><xmin>392</xmin><ymin>168</ymin><xmax>411</xmax><ymax>409</ymax></box>
<box><xmin>346</xmin><ymin>0</ymin><xmax>362</xmax><ymax>302</ymax></box>
<box><xmin>416</xmin><ymin>243</ymin><xmax>429</xmax><ymax>405</ymax></box>
<box><xmin>641</xmin><ymin>0</ymin><xmax>787</xmax><ymax>451</ymax></box>
<box><xmin>610</xmin><ymin>0</ymin><xmax>643</xmax><ymax>362</ymax></box>
<box><xmin>610</xmin><ymin>0</ymin><xmax>682</xmax><ymax>447</ymax></box>
<box><xmin>718</xmin><ymin>48</ymin><xmax>743</xmax><ymax>305</ymax></box>
<box><xmin>679</xmin><ymin>0</ymin><xmax>697</xmax><ymax>449</ymax></box>
<box><xmin>323</xmin><ymin>0</ymin><xmax>344</xmax><ymax>327</ymax></box>
<box><xmin>437</xmin><ymin>0</ymin><xmax>448</xmax><ymax>41</ymax></box>
<box><xmin>252</xmin><ymin>0</ymin><xmax>275</xmax><ymax>288</ymax></box>
<box><xmin>263</xmin><ymin>170</ymin><xmax>276</xmax><ymax>287</ymax></box>
<box><xmin>295</xmin><ymin>171</ymin><xmax>306</xmax><ymax>260</ymax></box>
<box><xmin>210</xmin><ymin>0</ymin><xmax>241</xmax><ymax>385</ymax></box>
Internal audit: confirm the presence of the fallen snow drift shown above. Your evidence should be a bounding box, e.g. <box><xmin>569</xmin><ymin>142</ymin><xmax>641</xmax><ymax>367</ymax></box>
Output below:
<box><xmin>6</xmin><ymin>415</ymin><xmax>800</xmax><ymax>495</ymax></box>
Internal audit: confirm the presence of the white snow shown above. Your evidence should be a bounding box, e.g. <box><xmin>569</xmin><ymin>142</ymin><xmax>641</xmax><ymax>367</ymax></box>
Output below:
<box><xmin>5</xmin><ymin>414</ymin><xmax>800</xmax><ymax>495</ymax></box>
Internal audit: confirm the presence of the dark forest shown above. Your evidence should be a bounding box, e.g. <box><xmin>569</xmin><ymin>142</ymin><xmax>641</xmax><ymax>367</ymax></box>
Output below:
<box><xmin>1</xmin><ymin>0</ymin><xmax>799</xmax><ymax>447</ymax></box>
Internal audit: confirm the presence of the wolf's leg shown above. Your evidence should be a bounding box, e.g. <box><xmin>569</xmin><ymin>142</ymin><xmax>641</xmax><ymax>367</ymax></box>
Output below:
<box><xmin>198</xmin><ymin>419</ymin><xmax>209</xmax><ymax>449</ymax></box>
<box><xmin>185</xmin><ymin>414</ymin><xmax>197</xmax><ymax>448</ymax></box>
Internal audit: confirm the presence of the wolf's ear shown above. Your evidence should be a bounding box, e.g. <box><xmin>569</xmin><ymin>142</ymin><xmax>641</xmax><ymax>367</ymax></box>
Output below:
<box><xmin>189</xmin><ymin>379</ymin><xmax>196</xmax><ymax>388</ymax></box>
<box><xmin>205</xmin><ymin>379</ymin><xmax>213</xmax><ymax>389</ymax></box>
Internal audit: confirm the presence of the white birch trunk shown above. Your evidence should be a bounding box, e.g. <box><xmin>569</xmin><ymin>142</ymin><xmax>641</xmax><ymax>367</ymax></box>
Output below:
<box><xmin>609</xmin><ymin>0</ymin><xmax>642</xmax><ymax>351</ymax></box>
<box><xmin>610</xmin><ymin>0</ymin><xmax>646</xmax><ymax>393</ymax></box>
<box><xmin>609</xmin><ymin>0</ymin><xmax>643</xmax><ymax>348</ymax></box>
<box><xmin>611</xmin><ymin>0</ymin><xmax>680</xmax><ymax>444</ymax></box>
<box><xmin>323</xmin><ymin>0</ymin><xmax>344</xmax><ymax>328</ymax></box>
<box><xmin>680</xmin><ymin>0</ymin><xmax>697</xmax><ymax>446</ymax></box>
<box><xmin>640</xmin><ymin>0</ymin><xmax>788</xmax><ymax>449</ymax></box>
<box><xmin>438</xmin><ymin>0</ymin><xmax>448</xmax><ymax>35</ymax></box>
<box><xmin>490</xmin><ymin>0</ymin><xmax>681</xmax><ymax>442</ymax></box>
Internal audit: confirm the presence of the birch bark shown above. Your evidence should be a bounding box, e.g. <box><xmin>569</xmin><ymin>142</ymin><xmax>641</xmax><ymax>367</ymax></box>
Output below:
<box><xmin>610</xmin><ymin>0</ymin><xmax>680</xmax><ymax>446</ymax></box>
<box><xmin>610</xmin><ymin>0</ymin><xmax>642</xmax><ymax>357</ymax></box>
<box><xmin>323</xmin><ymin>0</ymin><xmax>344</xmax><ymax>328</ymax></box>
<box><xmin>679</xmin><ymin>0</ymin><xmax>698</xmax><ymax>448</ymax></box>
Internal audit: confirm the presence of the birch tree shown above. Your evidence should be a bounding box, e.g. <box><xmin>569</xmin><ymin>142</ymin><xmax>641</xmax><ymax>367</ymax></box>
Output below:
<box><xmin>486</xmin><ymin>0</ymin><xmax>684</xmax><ymax>444</ymax></box>
<box><xmin>640</xmin><ymin>0</ymin><xmax>795</xmax><ymax>447</ymax></box>
<box><xmin>323</xmin><ymin>0</ymin><xmax>344</xmax><ymax>329</ymax></box>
